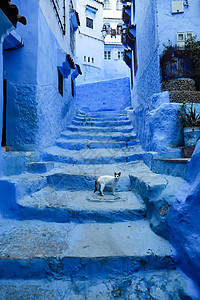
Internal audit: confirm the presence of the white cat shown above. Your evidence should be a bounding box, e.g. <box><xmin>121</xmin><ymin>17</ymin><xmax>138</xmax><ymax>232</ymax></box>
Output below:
<box><xmin>94</xmin><ymin>172</ymin><xmax>121</xmax><ymax>196</ymax></box>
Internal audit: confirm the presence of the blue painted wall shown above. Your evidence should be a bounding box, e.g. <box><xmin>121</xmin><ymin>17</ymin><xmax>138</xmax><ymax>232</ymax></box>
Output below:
<box><xmin>35</xmin><ymin>7</ymin><xmax>75</xmax><ymax>150</ymax></box>
<box><xmin>132</xmin><ymin>0</ymin><xmax>160</xmax><ymax>107</ymax></box>
<box><xmin>169</xmin><ymin>141</ymin><xmax>200</xmax><ymax>286</ymax></box>
<box><xmin>128</xmin><ymin>0</ymin><xmax>200</xmax><ymax>154</ymax></box>
<box><xmin>3</xmin><ymin>0</ymin><xmax>75</xmax><ymax>151</ymax></box>
<box><xmin>104</xmin><ymin>44</ymin><xmax>130</xmax><ymax>80</ymax></box>
<box><xmin>157</xmin><ymin>0</ymin><xmax>200</xmax><ymax>55</ymax></box>
<box><xmin>76</xmin><ymin>77</ymin><xmax>131</xmax><ymax>112</ymax></box>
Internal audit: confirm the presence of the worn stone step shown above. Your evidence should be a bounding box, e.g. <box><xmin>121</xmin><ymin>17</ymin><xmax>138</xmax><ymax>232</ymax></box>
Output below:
<box><xmin>74</xmin><ymin>115</ymin><xmax>130</xmax><ymax>122</ymax></box>
<box><xmin>17</xmin><ymin>189</ymin><xmax>145</xmax><ymax>223</ymax></box>
<box><xmin>26</xmin><ymin>162</ymin><xmax>54</xmax><ymax>174</ymax></box>
<box><xmin>60</xmin><ymin>131</ymin><xmax>137</xmax><ymax>142</ymax></box>
<box><xmin>0</xmin><ymin>270</ymin><xmax>191</xmax><ymax>299</ymax></box>
<box><xmin>67</xmin><ymin>124</ymin><xmax>134</xmax><ymax>133</ymax></box>
<box><xmin>40</xmin><ymin>145</ymin><xmax>145</xmax><ymax>164</ymax></box>
<box><xmin>55</xmin><ymin>138</ymin><xmax>138</xmax><ymax>150</ymax></box>
<box><xmin>129</xmin><ymin>162</ymin><xmax>168</xmax><ymax>201</ymax></box>
<box><xmin>152</xmin><ymin>158</ymin><xmax>190</xmax><ymax>179</ymax></box>
<box><xmin>71</xmin><ymin>119</ymin><xmax>131</xmax><ymax>127</ymax></box>
<box><xmin>77</xmin><ymin>111</ymin><xmax>127</xmax><ymax>118</ymax></box>
<box><xmin>0</xmin><ymin>219</ymin><xmax>176</xmax><ymax>280</ymax></box>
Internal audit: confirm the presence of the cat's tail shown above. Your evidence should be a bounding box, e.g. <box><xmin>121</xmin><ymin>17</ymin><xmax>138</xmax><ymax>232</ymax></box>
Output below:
<box><xmin>94</xmin><ymin>177</ymin><xmax>99</xmax><ymax>193</ymax></box>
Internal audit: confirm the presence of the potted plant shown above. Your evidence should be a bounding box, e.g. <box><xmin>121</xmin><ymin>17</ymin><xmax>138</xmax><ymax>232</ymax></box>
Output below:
<box><xmin>177</xmin><ymin>101</ymin><xmax>200</xmax><ymax>146</ymax></box>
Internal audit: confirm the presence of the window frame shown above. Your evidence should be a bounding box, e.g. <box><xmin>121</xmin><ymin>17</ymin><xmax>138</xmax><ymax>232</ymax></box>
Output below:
<box><xmin>86</xmin><ymin>17</ymin><xmax>93</xmax><ymax>29</ymax></box>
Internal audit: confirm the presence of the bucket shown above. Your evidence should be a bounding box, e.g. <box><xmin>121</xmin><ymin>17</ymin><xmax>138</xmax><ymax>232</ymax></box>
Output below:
<box><xmin>184</xmin><ymin>127</ymin><xmax>200</xmax><ymax>146</ymax></box>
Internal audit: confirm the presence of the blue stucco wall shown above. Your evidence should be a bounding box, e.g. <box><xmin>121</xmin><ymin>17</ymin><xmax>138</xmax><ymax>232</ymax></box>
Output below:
<box><xmin>3</xmin><ymin>0</ymin><xmax>39</xmax><ymax>150</ymax></box>
<box><xmin>76</xmin><ymin>77</ymin><xmax>131</xmax><ymax>112</ymax></box>
<box><xmin>3</xmin><ymin>0</ymin><xmax>75</xmax><ymax>151</ymax></box>
<box><xmin>157</xmin><ymin>0</ymin><xmax>200</xmax><ymax>55</ymax></box>
<box><xmin>104</xmin><ymin>44</ymin><xmax>130</xmax><ymax>80</ymax></box>
<box><xmin>35</xmin><ymin>7</ymin><xmax>75</xmax><ymax>150</ymax></box>
<box><xmin>128</xmin><ymin>92</ymin><xmax>184</xmax><ymax>152</ymax></box>
<box><xmin>169</xmin><ymin>141</ymin><xmax>200</xmax><ymax>286</ymax></box>
<box><xmin>132</xmin><ymin>0</ymin><xmax>160</xmax><ymax>107</ymax></box>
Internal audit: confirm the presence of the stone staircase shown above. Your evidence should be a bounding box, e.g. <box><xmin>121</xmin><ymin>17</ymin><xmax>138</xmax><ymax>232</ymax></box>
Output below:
<box><xmin>0</xmin><ymin>110</ymin><xmax>192</xmax><ymax>299</ymax></box>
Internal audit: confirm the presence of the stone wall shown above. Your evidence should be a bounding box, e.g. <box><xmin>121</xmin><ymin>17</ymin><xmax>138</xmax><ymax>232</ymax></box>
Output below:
<box><xmin>162</xmin><ymin>79</ymin><xmax>196</xmax><ymax>92</ymax></box>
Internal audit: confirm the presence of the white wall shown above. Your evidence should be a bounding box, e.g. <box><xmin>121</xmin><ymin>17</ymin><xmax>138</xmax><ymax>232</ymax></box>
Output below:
<box><xmin>76</xmin><ymin>0</ymin><xmax>104</xmax><ymax>84</ymax></box>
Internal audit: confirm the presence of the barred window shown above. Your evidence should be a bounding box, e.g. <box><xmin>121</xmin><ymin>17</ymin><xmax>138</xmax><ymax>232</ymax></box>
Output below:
<box><xmin>116</xmin><ymin>0</ymin><xmax>123</xmax><ymax>10</ymax></box>
<box><xmin>86</xmin><ymin>17</ymin><xmax>93</xmax><ymax>29</ymax></box>
<box><xmin>104</xmin><ymin>51</ymin><xmax>111</xmax><ymax>60</ymax></box>
<box><xmin>104</xmin><ymin>0</ymin><xmax>111</xmax><ymax>10</ymax></box>
<box><xmin>118</xmin><ymin>51</ymin><xmax>124</xmax><ymax>60</ymax></box>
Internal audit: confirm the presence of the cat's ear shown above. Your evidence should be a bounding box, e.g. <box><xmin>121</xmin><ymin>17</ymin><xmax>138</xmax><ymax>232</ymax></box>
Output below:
<box><xmin>118</xmin><ymin>172</ymin><xmax>121</xmax><ymax>176</ymax></box>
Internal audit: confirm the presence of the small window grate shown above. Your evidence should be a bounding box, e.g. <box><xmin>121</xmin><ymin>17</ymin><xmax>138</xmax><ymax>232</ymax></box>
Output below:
<box><xmin>86</xmin><ymin>17</ymin><xmax>93</xmax><ymax>29</ymax></box>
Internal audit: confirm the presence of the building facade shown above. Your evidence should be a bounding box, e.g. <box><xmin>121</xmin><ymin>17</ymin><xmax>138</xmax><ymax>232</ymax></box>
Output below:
<box><xmin>0</xmin><ymin>0</ymin><xmax>81</xmax><ymax>155</ymax></box>
<box><xmin>103</xmin><ymin>0</ymin><xmax>129</xmax><ymax>79</ymax></box>
<box><xmin>121</xmin><ymin>0</ymin><xmax>200</xmax><ymax>107</ymax></box>
<box><xmin>75</xmin><ymin>0</ymin><xmax>104</xmax><ymax>84</ymax></box>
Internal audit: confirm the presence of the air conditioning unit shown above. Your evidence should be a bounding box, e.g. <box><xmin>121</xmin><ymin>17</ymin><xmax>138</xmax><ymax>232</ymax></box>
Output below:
<box><xmin>172</xmin><ymin>1</ymin><xmax>184</xmax><ymax>14</ymax></box>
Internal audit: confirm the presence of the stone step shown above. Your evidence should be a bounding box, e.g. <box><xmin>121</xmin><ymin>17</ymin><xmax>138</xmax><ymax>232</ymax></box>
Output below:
<box><xmin>151</xmin><ymin>158</ymin><xmax>190</xmax><ymax>179</ymax></box>
<box><xmin>46</xmin><ymin>172</ymin><xmax>130</xmax><ymax>191</ymax></box>
<box><xmin>55</xmin><ymin>138</ymin><xmax>138</xmax><ymax>150</ymax></box>
<box><xmin>26</xmin><ymin>162</ymin><xmax>54</xmax><ymax>174</ymax></box>
<box><xmin>129</xmin><ymin>162</ymin><xmax>168</xmax><ymax>201</ymax></box>
<box><xmin>74</xmin><ymin>115</ymin><xmax>130</xmax><ymax>122</ymax></box>
<box><xmin>17</xmin><ymin>189</ymin><xmax>146</xmax><ymax>223</ymax></box>
<box><xmin>60</xmin><ymin>131</ymin><xmax>137</xmax><ymax>142</ymax></box>
<box><xmin>77</xmin><ymin>111</ymin><xmax>127</xmax><ymax>118</ymax></box>
<box><xmin>71</xmin><ymin>119</ymin><xmax>132</xmax><ymax>127</ymax></box>
<box><xmin>40</xmin><ymin>145</ymin><xmax>145</xmax><ymax>164</ymax></box>
<box><xmin>0</xmin><ymin>219</ymin><xmax>176</xmax><ymax>280</ymax></box>
<box><xmin>0</xmin><ymin>270</ymin><xmax>191</xmax><ymax>299</ymax></box>
<box><xmin>67</xmin><ymin>125</ymin><xmax>134</xmax><ymax>133</ymax></box>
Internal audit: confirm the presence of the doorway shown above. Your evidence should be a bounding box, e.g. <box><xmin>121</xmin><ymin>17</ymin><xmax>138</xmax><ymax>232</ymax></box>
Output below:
<box><xmin>1</xmin><ymin>79</ymin><xmax>7</xmax><ymax>146</ymax></box>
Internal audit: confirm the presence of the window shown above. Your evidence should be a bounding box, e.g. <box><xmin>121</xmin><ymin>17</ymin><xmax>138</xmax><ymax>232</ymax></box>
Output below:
<box><xmin>92</xmin><ymin>58</ymin><xmax>94</xmax><ymax>63</ymax></box>
<box><xmin>86</xmin><ymin>17</ymin><xmax>93</xmax><ymax>29</ymax></box>
<box><xmin>58</xmin><ymin>69</ymin><xmax>63</xmax><ymax>97</ymax></box>
<box><xmin>177</xmin><ymin>31</ymin><xmax>193</xmax><ymax>48</ymax></box>
<box><xmin>118</xmin><ymin>51</ymin><xmax>124</xmax><ymax>60</ymax></box>
<box><xmin>186</xmin><ymin>32</ymin><xmax>193</xmax><ymax>41</ymax></box>
<box><xmin>88</xmin><ymin>57</ymin><xmax>90</xmax><ymax>62</ymax></box>
<box><xmin>104</xmin><ymin>50</ymin><xmax>111</xmax><ymax>60</ymax></box>
<box><xmin>116</xmin><ymin>0</ymin><xmax>123</xmax><ymax>10</ymax></box>
<box><xmin>84</xmin><ymin>56</ymin><xmax>86</xmax><ymax>62</ymax></box>
<box><xmin>104</xmin><ymin>0</ymin><xmax>111</xmax><ymax>10</ymax></box>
